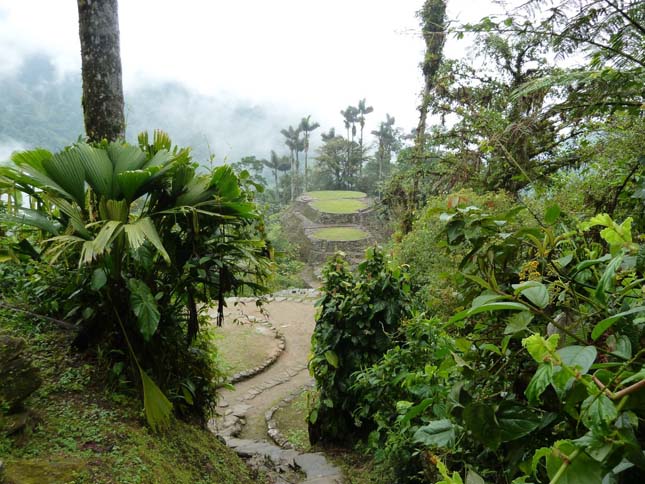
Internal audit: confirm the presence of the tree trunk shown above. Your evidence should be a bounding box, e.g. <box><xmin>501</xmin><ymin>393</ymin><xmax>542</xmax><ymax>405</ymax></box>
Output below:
<box><xmin>290</xmin><ymin>150</ymin><xmax>295</xmax><ymax>201</ymax></box>
<box><xmin>303</xmin><ymin>133</ymin><xmax>309</xmax><ymax>192</ymax></box>
<box><xmin>407</xmin><ymin>0</ymin><xmax>446</xmax><ymax>232</ymax></box>
<box><xmin>77</xmin><ymin>0</ymin><xmax>125</xmax><ymax>142</ymax></box>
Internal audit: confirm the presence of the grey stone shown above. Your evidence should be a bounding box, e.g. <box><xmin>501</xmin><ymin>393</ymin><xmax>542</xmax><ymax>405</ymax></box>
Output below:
<box><xmin>295</xmin><ymin>453</ymin><xmax>343</xmax><ymax>479</ymax></box>
<box><xmin>231</xmin><ymin>404</ymin><xmax>250</xmax><ymax>417</ymax></box>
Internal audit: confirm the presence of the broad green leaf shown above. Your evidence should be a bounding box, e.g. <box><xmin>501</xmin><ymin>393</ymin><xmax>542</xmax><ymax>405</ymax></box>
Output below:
<box><xmin>522</xmin><ymin>334</ymin><xmax>560</xmax><ymax>363</ymax></box>
<box><xmin>496</xmin><ymin>402</ymin><xmax>541</xmax><ymax>443</ymax></box>
<box><xmin>545</xmin><ymin>440</ymin><xmax>603</xmax><ymax>484</ymax></box>
<box><xmin>139</xmin><ymin>367</ymin><xmax>172</xmax><ymax>432</ymax></box>
<box><xmin>480</xmin><ymin>343</ymin><xmax>502</xmax><ymax>355</ymax></box>
<box><xmin>557</xmin><ymin>346</ymin><xmax>597</xmax><ymax>375</ymax></box>
<box><xmin>324</xmin><ymin>350</ymin><xmax>339</xmax><ymax>368</ymax></box>
<box><xmin>513</xmin><ymin>281</ymin><xmax>549</xmax><ymax>309</ymax></box>
<box><xmin>210</xmin><ymin>165</ymin><xmax>241</xmax><ymax>199</ymax></box>
<box><xmin>450</xmin><ymin>302</ymin><xmax>530</xmax><ymax>323</ymax></box>
<box><xmin>91</xmin><ymin>268</ymin><xmax>107</xmax><ymax>291</ymax></box>
<box><xmin>117</xmin><ymin>169</ymin><xmax>152</xmax><ymax>201</ymax></box>
<box><xmin>592</xmin><ymin>306</ymin><xmax>645</xmax><ymax>340</ymax></box>
<box><xmin>412</xmin><ymin>419</ymin><xmax>456</xmax><ymax>448</ymax></box>
<box><xmin>545</xmin><ymin>204</ymin><xmax>561</xmax><ymax>225</ymax></box>
<box><xmin>581</xmin><ymin>394</ymin><xmax>617</xmax><ymax>430</ymax></box>
<box><xmin>595</xmin><ymin>255</ymin><xmax>623</xmax><ymax>304</ymax></box>
<box><xmin>400</xmin><ymin>398</ymin><xmax>432</xmax><ymax>425</ymax></box>
<box><xmin>108</xmin><ymin>142</ymin><xmax>147</xmax><ymax>175</ymax></box>
<box><xmin>471</xmin><ymin>293</ymin><xmax>506</xmax><ymax>309</ymax></box>
<box><xmin>505</xmin><ymin>312</ymin><xmax>533</xmax><ymax>335</ymax></box>
<box><xmin>128</xmin><ymin>278</ymin><xmax>160</xmax><ymax>341</ymax></box>
<box><xmin>620</xmin><ymin>367</ymin><xmax>645</xmax><ymax>386</ymax></box>
<box><xmin>0</xmin><ymin>208</ymin><xmax>60</xmax><ymax>235</ymax></box>
<box><xmin>525</xmin><ymin>364</ymin><xmax>553</xmax><ymax>403</ymax></box>
<box><xmin>463</xmin><ymin>403</ymin><xmax>500</xmax><ymax>450</ymax></box>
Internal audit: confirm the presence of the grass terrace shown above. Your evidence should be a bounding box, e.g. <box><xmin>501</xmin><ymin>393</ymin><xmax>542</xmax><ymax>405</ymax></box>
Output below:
<box><xmin>304</xmin><ymin>190</ymin><xmax>366</xmax><ymax>200</ymax></box>
<box><xmin>310</xmin><ymin>199</ymin><xmax>367</xmax><ymax>214</ymax></box>
<box><xmin>310</xmin><ymin>227</ymin><xmax>369</xmax><ymax>241</ymax></box>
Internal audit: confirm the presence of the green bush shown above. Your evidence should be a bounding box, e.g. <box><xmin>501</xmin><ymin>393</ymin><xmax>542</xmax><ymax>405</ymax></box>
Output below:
<box><xmin>395</xmin><ymin>189</ymin><xmax>514</xmax><ymax>314</ymax></box>
<box><xmin>308</xmin><ymin>247</ymin><xmax>412</xmax><ymax>445</ymax></box>
<box><xmin>350</xmin><ymin>204</ymin><xmax>645</xmax><ymax>483</ymax></box>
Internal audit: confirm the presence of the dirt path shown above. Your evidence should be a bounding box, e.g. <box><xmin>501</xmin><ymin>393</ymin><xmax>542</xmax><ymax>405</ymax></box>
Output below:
<box><xmin>216</xmin><ymin>299</ymin><xmax>317</xmax><ymax>440</ymax></box>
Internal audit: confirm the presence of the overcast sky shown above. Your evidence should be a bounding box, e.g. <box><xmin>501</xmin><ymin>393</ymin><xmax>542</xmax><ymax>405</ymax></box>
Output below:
<box><xmin>0</xmin><ymin>1</ymin><xmax>511</xmax><ymax>158</ymax></box>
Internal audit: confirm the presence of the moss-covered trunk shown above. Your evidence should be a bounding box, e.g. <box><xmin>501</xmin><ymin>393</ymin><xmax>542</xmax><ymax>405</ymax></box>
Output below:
<box><xmin>77</xmin><ymin>0</ymin><xmax>125</xmax><ymax>142</ymax></box>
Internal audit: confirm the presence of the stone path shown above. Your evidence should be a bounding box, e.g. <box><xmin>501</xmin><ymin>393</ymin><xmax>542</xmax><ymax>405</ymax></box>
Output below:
<box><xmin>209</xmin><ymin>293</ymin><xmax>343</xmax><ymax>484</ymax></box>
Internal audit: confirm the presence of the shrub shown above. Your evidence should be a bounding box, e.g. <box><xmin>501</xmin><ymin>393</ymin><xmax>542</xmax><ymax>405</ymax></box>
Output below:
<box><xmin>308</xmin><ymin>247</ymin><xmax>412</xmax><ymax>445</ymax></box>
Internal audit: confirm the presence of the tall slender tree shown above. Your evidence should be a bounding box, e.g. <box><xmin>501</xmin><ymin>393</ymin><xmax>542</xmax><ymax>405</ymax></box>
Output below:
<box><xmin>340</xmin><ymin>106</ymin><xmax>359</xmax><ymax>183</ymax></box>
<box><xmin>406</xmin><ymin>0</ymin><xmax>446</xmax><ymax>231</ymax></box>
<box><xmin>356</xmin><ymin>99</ymin><xmax>374</xmax><ymax>177</ymax></box>
<box><xmin>280</xmin><ymin>125</ymin><xmax>302</xmax><ymax>200</ymax></box>
<box><xmin>77</xmin><ymin>0</ymin><xmax>125</xmax><ymax>142</ymax></box>
<box><xmin>299</xmin><ymin>115</ymin><xmax>320</xmax><ymax>192</ymax></box>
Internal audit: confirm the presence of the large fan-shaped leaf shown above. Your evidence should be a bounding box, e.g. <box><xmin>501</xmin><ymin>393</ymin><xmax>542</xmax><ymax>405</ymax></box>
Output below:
<box><xmin>210</xmin><ymin>165</ymin><xmax>241</xmax><ymax>199</ymax></box>
<box><xmin>11</xmin><ymin>148</ymin><xmax>52</xmax><ymax>173</ymax></box>
<box><xmin>0</xmin><ymin>208</ymin><xmax>60</xmax><ymax>235</ymax></box>
<box><xmin>10</xmin><ymin>149</ymin><xmax>76</xmax><ymax>201</ymax></box>
<box><xmin>77</xmin><ymin>143</ymin><xmax>113</xmax><ymax>197</ymax></box>
<box><xmin>92</xmin><ymin>220</ymin><xmax>124</xmax><ymax>256</ymax></box>
<box><xmin>139</xmin><ymin>367</ymin><xmax>172</xmax><ymax>432</ymax></box>
<box><xmin>117</xmin><ymin>170</ymin><xmax>153</xmax><ymax>201</ymax></box>
<box><xmin>42</xmin><ymin>149</ymin><xmax>87</xmax><ymax>208</ymax></box>
<box><xmin>123</xmin><ymin>217</ymin><xmax>170</xmax><ymax>263</ymax></box>
<box><xmin>108</xmin><ymin>142</ymin><xmax>147</xmax><ymax>175</ymax></box>
<box><xmin>142</xmin><ymin>149</ymin><xmax>174</xmax><ymax>170</ymax></box>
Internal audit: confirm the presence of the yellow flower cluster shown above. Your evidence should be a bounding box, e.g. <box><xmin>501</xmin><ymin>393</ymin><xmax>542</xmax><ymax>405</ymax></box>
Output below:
<box><xmin>519</xmin><ymin>260</ymin><xmax>541</xmax><ymax>281</ymax></box>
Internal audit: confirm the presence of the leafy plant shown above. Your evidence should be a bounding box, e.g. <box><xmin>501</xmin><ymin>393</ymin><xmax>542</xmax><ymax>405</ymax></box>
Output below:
<box><xmin>0</xmin><ymin>131</ymin><xmax>271</xmax><ymax>428</ymax></box>
<box><xmin>308</xmin><ymin>247</ymin><xmax>412</xmax><ymax>444</ymax></box>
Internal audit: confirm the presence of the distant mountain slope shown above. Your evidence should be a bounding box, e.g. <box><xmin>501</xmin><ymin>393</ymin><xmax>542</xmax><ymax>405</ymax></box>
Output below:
<box><xmin>0</xmin><ymin>54</ymin><xmax>296</xmax><ymax>164</ymax></box>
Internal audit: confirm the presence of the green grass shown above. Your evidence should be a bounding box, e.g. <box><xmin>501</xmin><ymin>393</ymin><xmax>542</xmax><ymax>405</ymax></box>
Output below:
<box><xmin>214</xmin><ymin>323</ymin><xmax>277</xmax><ymax>375</ymax></box>
<box><xmin>311</xmin><ymin>227</ymin><xmax>369</xmax><ymax>241</ymax></box>
<box><xmin>304</xmin><ymin>190</ymin><xmax>366</xmax><ymax>200</ymax></box>
<box><xmin>310</xmin><ymin>199</ymin><xmax>367</xmax><ymax>214</ymax></box>
<box><xmin>0</xmin><ymin>310</ymin><xmax>267</xmax><ymax>484</ymax></box>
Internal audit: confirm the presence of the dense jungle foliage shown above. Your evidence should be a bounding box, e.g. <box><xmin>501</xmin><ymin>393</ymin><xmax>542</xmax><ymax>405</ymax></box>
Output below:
<box><xmin>1</xmin><ymin>0</ymin><xmax>644</xmax><ymax>483</ymax></box>
<box><xmin>306</xmin><ymin>0</ymin><xmax>645</xmax><ymax>483</ymax></box>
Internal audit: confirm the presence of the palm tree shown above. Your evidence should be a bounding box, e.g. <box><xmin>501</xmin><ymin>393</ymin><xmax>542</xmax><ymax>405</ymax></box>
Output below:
<box><xmin>262</xmin><ymin>150</ymin><xmax>284</xmax><ymax>201</ymax></box>
<box><xmin>298</xmin><ymin>115</ymin><xmax>320</xmax><ymax>193</ymax></box>
<box><xmin>371</xmin><ymin>114</ymin><xmax>398</xmax><ymax>193</ymax></box>
<box><xmin>0</xmin><ymin>131</ymin><xmax>267</xmax><ymax>430</ymax></box>
<box><xmin>356</xmin><ymin>99</ymin><xmax>374</xmax><ymax>177</ymax></box>
<box><xmin>280</xmin><ymin>125</ymin><xmax>303</xmax><ymax>200</ymax></box>
<box><xmin>340</xmin><ymin>106</ymin><xmax>359</xmax><ymax>187</ymax></box>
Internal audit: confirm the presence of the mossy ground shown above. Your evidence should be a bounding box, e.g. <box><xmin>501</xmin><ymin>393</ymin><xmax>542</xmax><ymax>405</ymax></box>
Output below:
<box><xmin>0</xmin><ymin>309</ymin><xmax>266</xmax><ymax>484</ymax></box>
<box><xmin>304</xmin><ymin>191</ymin><xmax>366</xmax><ymax>200</ymax></box>
<box><xmin>310</xmin><ymin>199</ymin><xmax>367</xmax><ymax>214</ymax></box>
<box><xmin>214</xmin><ymin>321</ymin><xmax>277</xmax><ymax>375</ymax></box>
<box><xmin>311</xmin><ymin>227</ymin><xmax>370</xmax><ymax>241</ymax></box>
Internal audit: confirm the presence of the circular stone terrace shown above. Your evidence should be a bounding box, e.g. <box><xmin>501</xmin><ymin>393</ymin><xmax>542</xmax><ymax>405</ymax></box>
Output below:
<box><xmin>284</xmin><ymin>190</ymin><xmax>380</xmax><ymax>265</ymax></box>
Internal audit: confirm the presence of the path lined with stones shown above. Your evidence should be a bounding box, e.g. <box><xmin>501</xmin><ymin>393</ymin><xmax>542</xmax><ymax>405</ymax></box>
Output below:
<box><xmin>209</xmin><ymin>291</ymin><xmax>343</xmax><ymax>484</ymax></box>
